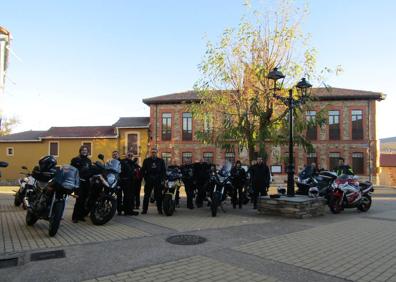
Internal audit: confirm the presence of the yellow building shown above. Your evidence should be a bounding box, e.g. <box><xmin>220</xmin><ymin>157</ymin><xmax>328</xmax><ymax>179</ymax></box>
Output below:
<box><xmin>0</xmin><ymin>117</ymin><xmax>149</xmax><ymax>183</ymax></box>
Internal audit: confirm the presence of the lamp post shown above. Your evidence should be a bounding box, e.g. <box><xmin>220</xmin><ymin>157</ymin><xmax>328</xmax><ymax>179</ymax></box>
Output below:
<box><xmin>267</xmin><ymin>68</ymin><xmax>312</xmax><ymax>197</ymax></box>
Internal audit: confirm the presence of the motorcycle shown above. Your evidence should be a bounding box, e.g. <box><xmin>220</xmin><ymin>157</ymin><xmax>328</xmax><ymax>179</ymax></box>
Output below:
<box><xmin>85</xmin><ymin>154</ymin><xmax>120</xmax><ymax>225</ymax></box>
<box><xmin>14</xmin><ymin>166</ymin><xmax>36</xmax><ymax>209</ymax></box>
<box><xmin>0</xmin><ymin>161</ymin><xmax>8</xmax><ymax>175</ymax></box>
<box><xmin>296</xmin><ymin>167</ymin><xmax>338</xmax><ymax>198</ymax></box>
<box><xmin>25</xmin><ymin>164</ymin><xmax>79</xmax><ymax>237</ymax></box>
<box><xmin>207</xmin><ymin>162</ymin><xmax>234</xmax><ymax>217</ymax></box>
<box><xmin>327</xmin><ymin>174</ymin><xmax>374</xmax><ymax>214</ymax></box>
<box><xmin>162</xmin><ymin>166</ymin><xmax>182</xmax><ymax>216</ymax></box>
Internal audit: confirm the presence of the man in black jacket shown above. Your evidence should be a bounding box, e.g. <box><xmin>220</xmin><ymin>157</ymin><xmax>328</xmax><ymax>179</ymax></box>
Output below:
<box><xmin>120</xmin><ymin>151</ymin><xmax>139</xmax><ymax>216</ymax></box>
<box><xmin>249</xmin><ymin>157</ymin><xmax>271</xmax><ymax>209</ymax></box>
<box><xmin>132</xmin><ymin>157</ymin><xmax>142</xmax><ymax>210</ymax></box>
<box><xmin>180</xmin><ymin>163</ymin><xmax>195</xmax><ymax>209</ymax></box>
<box><xmin>141</xmin><ymin>148</ymin><xmax>166</xmax><ymax>214</ymax></box>
<box><xmin>193</xmin><ymin>159</ymin><xmax>211</xmax><ymax>208</ymax></box>
<box><xmin>71</xmin><ymin>145</ymin><xmax>92</xmax><ymax>223</ymax></box>
<box><xmin>231</xmin><ymin>160</ymin><xmax>247</xmax><ymax>209</ymax></box>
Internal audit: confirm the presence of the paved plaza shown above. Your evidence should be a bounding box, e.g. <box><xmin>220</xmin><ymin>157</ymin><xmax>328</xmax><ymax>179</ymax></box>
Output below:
<box><xmin>0</xmin><ymin>186</ymin><xmax>395</xmax><ymax>282</ymax></box>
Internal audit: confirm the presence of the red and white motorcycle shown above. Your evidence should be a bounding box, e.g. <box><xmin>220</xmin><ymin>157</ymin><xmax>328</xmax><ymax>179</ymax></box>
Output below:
<box><xmin>328</xmin><ymin>174</ymin><xmax>374</xmax><ymax>214</ymax></box>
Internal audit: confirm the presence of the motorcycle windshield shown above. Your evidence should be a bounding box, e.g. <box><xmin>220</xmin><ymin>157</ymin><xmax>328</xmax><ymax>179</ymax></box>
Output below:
<box><xmin>105</xmin><ymin>159</ymin><xmax>121</xmax><ymax>174</ymax></box>
<box><xmin>219</xmin><ymin>161</ymin><xmax>232</xmax><ymax>177</ymax></box>
<box><xmin>107</xmin><ymin>173</ymin><xmax>117</xmax><ymax>187</ymax></box>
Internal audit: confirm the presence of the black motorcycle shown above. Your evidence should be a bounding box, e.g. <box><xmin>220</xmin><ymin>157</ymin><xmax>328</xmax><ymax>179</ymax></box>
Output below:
<box><xmin>163</xmin><ymin>166</ymin><xmax>182</xmax><ymax>216</ymax></box>
<box><xmin>296</xmin><ymin>167</ymin><xmax>337</xmax><ymax>198</ymax></box>
<box><xmin>207</xmin><ymin>163</ymin><xmax>234</xmax><ymax>217</ymax></box>
<box><xmin>25</xmin><ymin>164</ymin><xmax>79</xmax><ymax>237</ymax></box>
<box><xmin>85</xmin><ymin>154</ymin><xmax>120</xmax><ymax>225</ymax></box>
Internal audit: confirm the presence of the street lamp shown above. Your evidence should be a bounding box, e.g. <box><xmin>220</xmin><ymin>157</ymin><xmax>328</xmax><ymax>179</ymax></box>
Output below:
<box><xmin>267</xmin><ymin>67</ymin><xmax>312</xmax><ymax>197</ymax></box>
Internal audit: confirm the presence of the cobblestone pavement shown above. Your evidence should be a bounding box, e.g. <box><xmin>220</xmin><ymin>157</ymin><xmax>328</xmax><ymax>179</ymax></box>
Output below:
<box><xmin>234</xmin><ymin>217</ymin><xmax>396</xmax><ymax>282</ymax></box>
<box><xmin>0</xmin><ymin>197</ymin><xmax>149</xmax><ymax>255</ymax></box>
<box><xmin>83</xmin><ymin>256</ymin><xmax>280</xmax><ymax>282</ymax></box>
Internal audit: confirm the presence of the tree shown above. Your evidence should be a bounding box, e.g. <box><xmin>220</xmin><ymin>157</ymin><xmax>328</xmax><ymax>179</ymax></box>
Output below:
<box><xmin>190</xmin><ymin>1</ymin><xmax>340</xmax><ymax>163</ymax></box>
<box><xmin>0</xmin><ymin>116</ymin><xmax>19</xmax><ymax>136</ymax></box>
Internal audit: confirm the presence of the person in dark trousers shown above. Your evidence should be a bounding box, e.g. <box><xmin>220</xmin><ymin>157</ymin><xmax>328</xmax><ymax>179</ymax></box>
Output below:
<box><xmin>132</xmin><ymin>157</ymin><xmax>142</xmax><ymax>210</ymax></box>
<box><xmin>141</xmin><ymin>148</ymin><xmax>166</xmax><ymax>214</ymax></box>
<box><xmin>180</xmin><ymin>163</ymin><xmax>195</xmax><ymax>209</ymax></box>
<box><xmin>335</xmin><ymin>157</ymin><xmax>354</xmax><ymax>176</ymax></box>
<box><xmin>231</xmin><ymin>160</ymin><xmax>247</xmax><ymax>209</ymax></box>
<box><xmin>249</xmin><ymin>157</ymin><xmax>271</xmax><ymax>209</ymax></box>
<box><xmin>112</xmin><ymin>150</ymin><xmax>124</xmax><ymax>216</ymax></box>
<box><xmin>71</xmin><ymin>145</ymin><xmax>92</xmax><ymax>223</ymax></box>
<box><xmin>120</xmin><ymin>151</ymin><xmax>139</xmax><ymax>216</ymax></box>
<box><xmin>194</xmin><ymin>159</ymin><xmax>211</xmax><ymax>208</ymax></box>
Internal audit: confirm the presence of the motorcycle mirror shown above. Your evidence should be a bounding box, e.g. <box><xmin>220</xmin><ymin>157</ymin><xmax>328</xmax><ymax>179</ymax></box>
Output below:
<box><xmin>0</xmin><ymin>161</ymin><xmax>8</xmax><ymax>168</ymax></box>
<box><xmin>98</xmin><ymin>154</ymin><xmax>105</xmax><ymax>161</ymax></box>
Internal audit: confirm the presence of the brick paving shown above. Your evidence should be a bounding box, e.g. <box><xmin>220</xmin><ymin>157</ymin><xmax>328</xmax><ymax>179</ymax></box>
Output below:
<box><xmin>234</xmin><ymin>217</ymin><xmax>396</xmax><ymax>282</ymax></box>
<box><xmin>0</xmin><ymin>197</ymin><xmax>150</xmax><ymax>255</ymax></box>
<box><xmin>83</xmin><ymin>256</ymin><xmax>280</xmax><ymax>282</ymax></box>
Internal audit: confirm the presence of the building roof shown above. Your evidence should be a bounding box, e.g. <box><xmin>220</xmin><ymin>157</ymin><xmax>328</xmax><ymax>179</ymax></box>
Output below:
<box><xmin>112</xmin><ymin>117</ymin><xmax>150</xmax><ymax>128</ymax></box>
<box><xmin>0</xmin><ymin>130</ymin><xmax>46</xmax><ymax>142</ymax></box>
<box><xmin>143</xmin><ymin>88</ymin><xmax>385</xmax><ymax>105</ymax></box>
<box><xmin>381</xmin><ymin>136</ymin><xmax>396</xmax><ymax>144</ymax></box>
<box><xmin>380</xmin><ymin>154</ymin><xmax>396</xmax><ymax>167</ymax></box>
<box><xmin>42</xmin><ymin>126</ymin><xmax>116</xmax><ymax>138</ymax></box>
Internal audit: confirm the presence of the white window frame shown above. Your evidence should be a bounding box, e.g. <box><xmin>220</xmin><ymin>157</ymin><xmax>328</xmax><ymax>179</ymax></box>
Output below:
<box><xmin>81</xmin><ymin>141</ymin><xmax>93</xmax><ymax>157</ymax></box>
<box><xmin>6</xmin><ymin>147</ymin><xmax>14</xmax><ymax>156</ymax></box>
<box><xmin>49</xmin><ymin>141</ymin><xmax>59</xmax><ymax>157</ymax></box>
<box><xmin>124</xmin><ymin>131</ymin><xmax>141</xmax><ymax>156</ymax></box>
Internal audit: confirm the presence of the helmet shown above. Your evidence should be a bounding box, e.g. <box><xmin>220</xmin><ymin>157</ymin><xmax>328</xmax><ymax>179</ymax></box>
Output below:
<box><xmin>277</xmin><ymin>186</ymin><xmax>286</xmax><ymax>196</ymax></box>
<box><xmin>308</xmin><ymin>187</ymin><xmax>319</xmax><ymax>198</ymax></box>
<box><xmin>38</xmin><ymin>155</ymin><xmax>57</xmax><ymax>172</ymax></box>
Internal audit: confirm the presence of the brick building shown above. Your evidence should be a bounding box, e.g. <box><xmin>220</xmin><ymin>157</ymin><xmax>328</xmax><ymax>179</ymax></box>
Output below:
<box><xmin>143</xmin><ymin>88</ymin><xmax>384</xmax><ymax>181</ymax></box>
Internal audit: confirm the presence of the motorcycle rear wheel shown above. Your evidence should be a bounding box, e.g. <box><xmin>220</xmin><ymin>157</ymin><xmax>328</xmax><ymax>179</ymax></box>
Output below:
<box><xmin>163</xmin><ymin>194</ymin><xmax>175</xmax><ymax>216</ymax></box>
<box><xmin>26</xmin><ymin>209</ymin><xmax>39</xmax><ymax>226</ymax></box>
<box><xmin>357</xmin><ymin>195</ymin><xmax>372</xmax><ymax>212</ymax></box>
<box><xmin>90</xmin><ymin>195</ymin><xmax>117</xmax><ymax>225</ymax></box>
<box><xmin>49</xmin><ymin>201</ymin><xmax>65</xmax><ymax>237</ymax></box>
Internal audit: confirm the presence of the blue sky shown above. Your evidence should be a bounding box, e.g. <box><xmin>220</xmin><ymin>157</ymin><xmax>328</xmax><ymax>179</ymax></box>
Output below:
<box><xmin>1</xmin><ymin>0</ymin><xmax>395</xmax><ymax>138</ymax></box>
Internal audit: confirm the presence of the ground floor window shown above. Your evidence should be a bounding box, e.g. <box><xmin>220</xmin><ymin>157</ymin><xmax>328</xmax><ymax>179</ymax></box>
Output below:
<box><xmin>6</xmin><ymin>147</ymin><xmax>14</xmax><ymax>156</ymax></box>
<box><xmin>203</xmin><ymin>152</ymin><xmax>214</xmax><ymax>164</ymax></box>
<box><xmin>352</xmin><ymin>152</ymin><xmax>364</xmax><ymax>174</ymax></box>
<box><xmin>162</xmin><ymin>152</ymin><xmax>172</xmax><ymax>167</ymax></box>
<box><xmin>329</xmin><ymin>152</ymin><xmax>340</xmax><ymax>171</ymax></box>
<box><xmin>182</xmin><ymin>152</ymin><xmax>193</xmax><ymax>165</ymax></box>
<box><xmin>225</xmin><ymin>152</ymin><xmax>235</xmax><ymax>164</ymax></box>
<box><xmin>49</xmin><ymin>142</ymin><xmax>59</xmax><ymax>156</ymax></box>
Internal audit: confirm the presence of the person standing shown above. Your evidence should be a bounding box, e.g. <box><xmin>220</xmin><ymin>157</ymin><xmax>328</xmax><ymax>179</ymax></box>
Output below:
<box><xmin>194</xmin><ymin>159</ymin><xmax>211</xmax><ymax>208</ymax></box>
<box><xmin>120</xmin><ymin>151</ymin><xmax>139</xmax><ymax>216</ymax></box>
<box><xmin>180</xmin><ymin>163</ymin><xmax>195</xmax><ymax>209</ymax></box>
<box><xmin>231</xmin><ymin>160</ymin><xmax>247</xmax><ymax>209</ymax></box>
<box><xmin>71</xmin><ymin>145</ymin><xmax>92</xmax><ymax>223</ymax></box>
<box><xmin>249</xmin><ymin>157</ymin><xmax>271</xmax><ymax>209</ymax></box>
<box><xmin>335</xmin><ymin>157</ymin><xmax>354</xmax><ymax>176</ymax></box>
<box><xmin>132</xmin><ymin>157</ymin><xmax>142</xmax><ymax>210</ymax></box>
<box><xmin>112</xmin><ymin>150</ymin><xmax>124</xmax><ymax>216</ymax></box>
<box><xmin>141</xmin><ymin>148</ymin><xmax>166</xmax><ymax>214</ymax></box>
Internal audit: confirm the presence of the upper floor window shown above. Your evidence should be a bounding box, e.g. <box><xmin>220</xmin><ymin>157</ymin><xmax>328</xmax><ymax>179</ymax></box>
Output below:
<box><xmin>352</xmin><ymin>152</ymin><xmax>364</xmax><ymax>174</ymax></box>
<box><xmin>329</xmin><ymin>110</ymin><xmax>340</xmax><ymax>140</ymax></box>
<box><xmin>352</xmin><ymin>110</ymin><xmax>363</xmax><ymax>140</ymax></box>
<box><xmin>162</xmin><ymin>113</ymin><xmax>172</xmax><ymax>141</ymax></box>
<box><xmin>306</xmin><ymin>111</ymin><xmax>317</xmax><ymax>140</ymax></box>
<box><xmin>329</xmin><ymin>152</ymin><xmax>340</xmax><ymax>171</ymax></box>
<box><xmin>182</xmin><ymin>112</ymin><xmax>192</xmax><ymax>141</ymax></box>
<box><xmin>162</xmin><ymin>152</ymin><xmax>172</xmax><ymax>167</ymax></box>
<box><xmin>182</xmin><ymin>152</ymin><xmax>193</xmax><ymax>165</ymax></box>
<box><xmin>49</xmin><ymin>142</ymin><xmax>59</xmax><ymax>156</ymax></box>
<box><xmin>203</xmin><ymin>152</ymin><xmax>214</xmax><ymax>164</ymax></box>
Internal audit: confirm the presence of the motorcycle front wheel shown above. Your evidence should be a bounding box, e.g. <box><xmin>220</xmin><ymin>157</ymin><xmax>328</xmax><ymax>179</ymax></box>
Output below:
<box><xmin>163</xmin><ymin>194</ymin><xmax>175</xmax><ymax>216</ymax></box>
<box><xmin>26</xmin><ymin>209</ymin><xmax>39</xmax><ymax>226</ymax></box>
<box><xmin>49</xmin><ymin>201</ymin><xmax>65</xmax><ymax>237</ymax></box>
<box><xmin>90</xmin><ymin>195</ymin><xmax>117</xmax><ymax>225</ymax></box>
<box><xmin>14</xmin><ymin>192</ymin><xmax>22</xmax><ymax>207</ymax></box>
<box><xmin>211</xmin><ymin>192</ymin><xmax>221</xmax><ymax>217</ymax></box>
<box><xmin>357</xmin><ymin>195</ymin><xmax>372</xmax><ymax>212</ymax></box>
<box><xmin>328</xmin><ymin>195</ymin><xmax>343</xmax><ymax>214</ymax></box>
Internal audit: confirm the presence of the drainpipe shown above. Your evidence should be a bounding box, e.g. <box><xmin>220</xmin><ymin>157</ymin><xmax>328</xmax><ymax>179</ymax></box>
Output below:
<box><xmin>368</xmin><ymin>100</ymin><xmax>372</xmax><ymax>182</ymax></box>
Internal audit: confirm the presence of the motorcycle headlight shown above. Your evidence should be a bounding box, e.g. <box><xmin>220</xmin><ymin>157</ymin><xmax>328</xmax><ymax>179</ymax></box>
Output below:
<box><xmin>107</xmin><ymin>174</ymin><xmax>116</xmax><ymax>186</ymax></box>
<box><xmin>167</xmin><ymin>181</ymin><xmax>175</xmax><ymax>188</ymax></box>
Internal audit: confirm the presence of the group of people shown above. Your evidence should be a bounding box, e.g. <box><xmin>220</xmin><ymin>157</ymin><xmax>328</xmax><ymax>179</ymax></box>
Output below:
<box><xmin>69</xmin><ymin>146</ymin><xmax>273</xmax><ymax>222</ymax></box>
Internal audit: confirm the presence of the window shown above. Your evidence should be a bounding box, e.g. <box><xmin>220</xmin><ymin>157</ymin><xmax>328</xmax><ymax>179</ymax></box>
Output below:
<box><xmin>329</xmin><ymin>152</ymin><xmax>340</xmax><ymax>171</ymax></box>
<box><xmin>182</xmin><ymin>152</ymin><xmax>193</xmax><ymax>165</ymax></box>
<box><xmin>225</xmin><ymin>152</ymin><xmax>235</xmax><ymax>164</ymax></box>
<box><xmin>162</xmin><ymin>152</ymin><xmax>172</xmax><ymax>167</ymax></box>
<box><xmin>329</xmin><ymin>110</ymin><xmax>340</xmax><ymax>140</ymax></box>
<box><xmin>6</xmin><ymin>147</ymin><xmax>14</xmax><ymax>156</ymax></box>
<box><xmin>49</xmin><ymin>142</ymin><xmax>59</xmax><ymax>156</ymax></box>
<box><xmin>182</xmin><ymin>113</ymin><xmax>193</xmax><ymax>141</ymax></box>
<box><xmin>352</xmin><ymin>110</ymin><xmax>363</xmax><ymax>140</ymax></box>
<box><xmin>306</xmin><ymin>111</ymin><xmax>317</xmax><ymax>140</ymax></box>
<box><xmin>352</xmin><ymin>152</ymin><xmax>364</xmax><ymax>174</ymax></box>
<box><xmin>203</xmin><ymin>152</ymin><xmax>214</xmax><ymax>164</ymax></box>
<box><xmin>306</xmin><ymin>152</ymin><xmax>317</xmax><ymax>166</ymax></box>
<box><xmin>127</xmin><ymin>133</ymin><xmax>138</xmax><ymax>155</ymax></box>
<box><xmin>82</xmin><ymin>142</ymin><xmax>92</xmax><ymax>156</ymax></box>
<box><xmin>162</xmin><ymin>113</ymin><xmax>172</xmax><ymax>141</ymax></box>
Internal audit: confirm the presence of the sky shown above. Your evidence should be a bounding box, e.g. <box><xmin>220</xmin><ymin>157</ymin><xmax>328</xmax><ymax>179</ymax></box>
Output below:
<box><xmin>1</xmin><ymin>0</ymin><xmax>395</xmax><ymax>138</ymax></box>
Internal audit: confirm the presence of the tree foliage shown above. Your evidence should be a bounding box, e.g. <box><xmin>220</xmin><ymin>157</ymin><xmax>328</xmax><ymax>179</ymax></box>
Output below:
<box><xmin>190</xmin><ymin>0</ymin><xmax>340</xmax><ymax>163</ymax></box>
<box><xmin>0</xmin><ymin>116</ymin><xmax>19</xmax><ymax>136</ymax></box>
